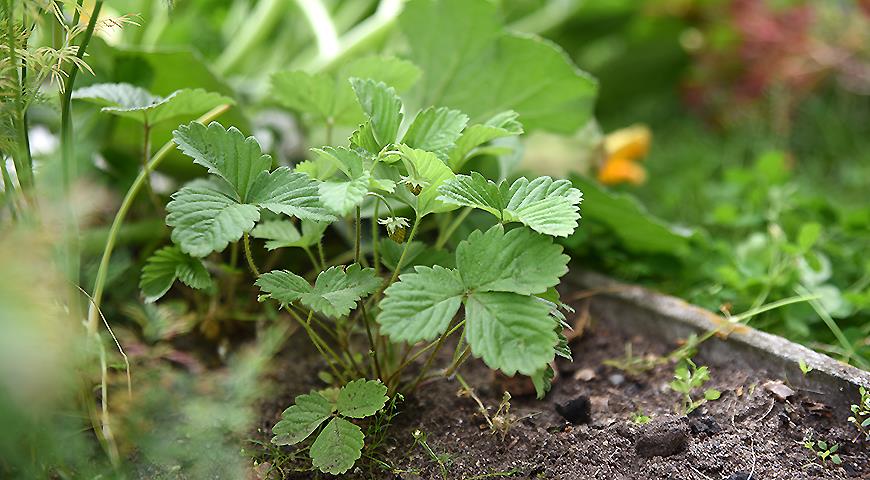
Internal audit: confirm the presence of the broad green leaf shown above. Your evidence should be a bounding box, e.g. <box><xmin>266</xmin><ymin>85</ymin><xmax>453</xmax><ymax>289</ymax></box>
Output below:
<box><xmin>569</xmin><ymin>175</ymin><xmax>691</xmax><ymax>255</ymax></box>
<box><xmin>398</xmin><ymin>144</ymin><xmax>456</xmax><ymax>216</ymax></box>
<box><xmin>448</xmin><ymin>110</ymin><xmax>523</xmax><ymax>171</ymax></box>
<box><xmin>251</xmin><ymin>220</ymin><xmax>327</xmax><ymax>250</ymax></box>
<box><xmin>456</xmin><ymin>225</ymin><xmax>568</xmax><ymax>295</ymax></box>
<box><xmin>271</xmin><ymin>392</ymin><xmax>334</xmax><ymax>446</ymax></box>
<box><xmin>173</xmin><ymin>122</ymin><xmax>272</xmax><ymax>201</ymax></box>
<box><xmin>73</xmin><ymin>83</ymin><xmax>231</xmax><ymax>125</ymax></box>
<box><xmin>439</xmin><ymin>173</ymin><xmax>582</xmax><ymax>236</ymax></box>
<box><xmin>464</xmin><ymin>291</ymin><xmax>557</xmax><ymax>376</ymax></box>
<box><xmin>378</xmin><ymin>266</ymin><xmax>465</xmax><ymax>343</ymax></box>
<box><xmin>798</xmin><ymin>222</ymin><xmax>822</xmax><ymax>251</ymax></box>
<box><xmin>319</xmin><ymin>171</ymin><xmax>372</xmax><ymax>216</ymax></box>
<box><xmin>350</xmin><ymin>120</ymin><xmax>382</xmax><ymax>154</ymax></box>
<box><xmin>336</xmin><ymin>379</ymin><xmax>389</xmax><ymax>419</ymax></box>
<box><xmin>140</xmin><ymin>245</ymin><xmax>212</xmax><ymax>303</ymax></box>
<box><xmin>402</xmin><ymin>107</ymin><xmax>469</xmax><ymax>160</ymax></box>
<box><xmin>310</xmin><ymin>417</ymin><xmax>364</xmax><ymax>475</ymax></box>
<box><xmin>303</xmin><ymin>264</ymin><xmax>381</xmax><ymax>317</ymax></box>
<box><xmin>311</xmin><ymin>146</ymin><xmax>367</xmax><ymax>178</ymax></box>
<box><xmin>350</xmin><ymin>78</ymin><xmax>403</xmax><ymax>149</ymax></box>
<box><xmin>166</xmin><ymin>179</ymin><xmax>260</xmax><ymax>257</ymax></box>
<box><xmin>248</xmin><ymin>167</ymin><xmax>335</xmax><ymax>221</ymax></box>
<box><xmin>271</xmin><ymin>56</ymin><xmax>420</xmax><ymax>126</ymax></box>
<box><xmin>255</xmin><ymin>270</ymin><xmax>311</xmax><ymax>307</ymax></box>
<box><xmin>401</xmin><ymin>0</ymin><xmax>597</xmax><ymax>133</ymax></box>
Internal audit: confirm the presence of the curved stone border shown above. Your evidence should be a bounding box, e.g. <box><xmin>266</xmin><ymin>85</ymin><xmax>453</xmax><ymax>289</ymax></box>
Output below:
<box><xmin>568</xmin><ymin>271</ymin><xmax>870</xmax><ymax>414</ymax></box>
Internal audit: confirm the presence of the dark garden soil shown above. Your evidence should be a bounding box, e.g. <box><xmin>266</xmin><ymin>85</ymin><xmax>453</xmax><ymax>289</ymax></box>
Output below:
<box><xmin>253</xmin><ymin>298</ymin><xmax>870</xmax><ymax>480</ymax></box>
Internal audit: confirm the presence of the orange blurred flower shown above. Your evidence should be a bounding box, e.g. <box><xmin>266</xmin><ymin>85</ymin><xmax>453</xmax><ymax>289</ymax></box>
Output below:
<box><xmin>597</xmin><ymin>124</ymin><xmax>651</xmax><ymax>186</ymax></box>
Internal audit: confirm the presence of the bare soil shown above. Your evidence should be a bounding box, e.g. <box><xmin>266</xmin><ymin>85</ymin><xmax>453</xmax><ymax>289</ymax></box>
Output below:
<box><xmin>252</xmin><ymin>299</ymin><xmax>870</xmax><ymax>480</ymax></box>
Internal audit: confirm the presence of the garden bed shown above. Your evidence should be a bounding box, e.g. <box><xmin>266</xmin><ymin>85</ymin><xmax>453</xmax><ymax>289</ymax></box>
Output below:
<box><xmin>253</xmin><ymin>272</ymin><xmax>870</xmax><ymax>479</ymax></box>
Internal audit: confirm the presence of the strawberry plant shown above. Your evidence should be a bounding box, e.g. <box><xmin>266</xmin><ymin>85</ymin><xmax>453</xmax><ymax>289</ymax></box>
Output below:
<box><xmin>145</xmin><ymin>78</ymin><xmax>582</xmax><ymax>473</ymax></box>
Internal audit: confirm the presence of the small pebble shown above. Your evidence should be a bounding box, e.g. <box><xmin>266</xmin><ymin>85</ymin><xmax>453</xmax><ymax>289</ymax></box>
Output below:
<box><xmin>608</xmin><ymin>373</ymin><xmax>625</xmax><ymax>386</ymax></box>
<box><xmin>555</xmin><ymin>395</ymin><xmax>592</xmax><ymax>424</ymax></box>
<box><xmin>574</xmin><ymin>368</ymin><xmax>596</xmax><ymax>381</ymax></box>
<box><xmin>763</xmin><ymin>380</ymin><xmax>794</xmax><ymax>402</ymax></box>
<box><xmin>726</xmin><ymin>472</ymin><xmax>753</xmax><ymax>480</ymax></box>
<box><xmin>634</xmin><ymin>416</ymin><xmax>690</xmax><ymax>457</ymax></box>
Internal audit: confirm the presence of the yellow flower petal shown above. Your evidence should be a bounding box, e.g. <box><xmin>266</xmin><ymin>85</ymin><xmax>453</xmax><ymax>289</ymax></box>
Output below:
<box><xmin>604</xmin><ymin>124</ymin><xmax>652</xmax><ymax>161</ymax></box>
<box><xmin>597</xmin><ymin>156</ymin><xmax>647</xmax><ymax>185</ymax></box>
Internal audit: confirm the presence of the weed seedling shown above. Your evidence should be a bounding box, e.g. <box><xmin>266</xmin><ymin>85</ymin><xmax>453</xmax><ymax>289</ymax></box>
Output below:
<box><xmin>799</xmin><ymin>359</ymin><xmax>814</xmax><ymax>375</ymax></box>
<box><xmin>603</xmin><ymin>342</ymin><xmax>661</xmax><ymax>376</ymax></box>
<box><xmin>848</xmin><ymin>386</ymin><xmax>870</xmax><ymax>441</ymax></box>
<box><xmin>803</xmin><ymin>435</ymin><xmax>842</xmax><ymax>466</ymax></box>
<box><xmin>669</xmin><ymin>359</ymin><xmax>721</xmax><ymax>414</ymax></box>
<box><xmin>630</xmin><ymin>410</ymin><xmax>653</xmax><ymax>425</ymax></box>
<box><xmin>412</xmin><ymin>429</ymin><xmax>451</xmax><ymax>480</ymax></box>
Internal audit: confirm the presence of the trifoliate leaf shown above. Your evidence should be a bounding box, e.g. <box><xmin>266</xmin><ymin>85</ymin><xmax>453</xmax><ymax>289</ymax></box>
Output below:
<box><xmin>350</xmin><ymin>78</ymin><xmax>403</xmax><ymax>149</ymax></box>
<box><xmin>400</xmin><ymin>0</ymin><xmax>597</xmax><ymax>133</ymax></box>
<box><xmin>173</xmin><ymin>122</ymin><xmax>272</xmax><ymax>201</ymax></box>
<box><xmin>140</xmin><ymin>246</ymin><xmax>213</xmax><ymax>303</ymax></box>
<box><xmin>303</xmin><ymin>264</ymin><xmax>381</xmax><ymax>317</ymax></box>
<box><xmin>310</xmin><ymin>417</ymin><xmax>364</xmax><ymax>475</ymax></box>
<box><xmin>271</xmin><ymin>56</ymin><xmax>420</xmax><ymax>126</ymax></box>
<box><xmin>456</xmin><ymin>225</ymin><xmax>568</xmax><ymax>295</ymax></box>
<box><xmin>255</xmin><ymin>270</ymin><xmax>311</xmax><ymax>307</ymax></box>
<box><xmin>166</xmin><ymin>179</ymin><xmax>260</xmax><ymax>257</ymax></box>
<box><xmin>73</xmin><ymin>84</ymin><xmax>232</xmax><ymax>125</ymax></box>
<box><xmin>398</xmin><ymin>144</ymin><xmax>456</xmax><ymax>216</ymax></box>
<box><xmin>402</xmin><ymin>107</ymin><xmax>469</xmax><ymax>160</ymax></box>
<box><xmin>319</xmin><ymin>171</ymin><xmax>371</xmax><ymax>216</ymax></box>
<box><xmin>378</xmin><ymin>266</ymin><xmax>466</xmax><ymax>343</ymax></box>
<box><xmin>464</xmin><ymin>291</ymin><xmax>557</xmax><ymax>376</ymax></box>
<box><xmin>438</xmin><ymin>173</ymin><xmax>582</xmax><ymax>236</ymax></box>
<box><xmin>248</xmin><ymin>167</ymin><xmax>335</xmax><ymax>221</ymax></box>
<box><xmin>448</xmin><ymin>111</ymin><xmax>523</xmax><ymax>171</ymax></box>
<box><xmin>272</xmin><ymin>392</ymin><xmax>334</xmax><ymax>446</ymax></box>
<box><xmin>251</xmin><ymin>219</ymin><xmax>327</xmax><ymax>250</ymax></box>
<box><xmin>336</xmin><ymin>379</ymin><xmax>389</xmax><ymax>418</ymax></box>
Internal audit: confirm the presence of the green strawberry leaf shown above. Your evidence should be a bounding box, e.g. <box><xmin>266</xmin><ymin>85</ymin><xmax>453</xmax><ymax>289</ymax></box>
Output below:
<box><xmin>319</xmin><ymin>171</ymin><xmax>372</xmax><ymax>216</ymax></box>
<box><xmin>166</xmin><ymin>179</ymin><xmax>260</xmax><ymax>257</ymax></box>
<box><xmin>173</xmin><ymin>122</ymin><xmax>272</xmax><ymax>202</ymax></box>
<box><xmin>464</xmin><ymin>291</ymin><xmax>557</xmax><ymax>376</ymax></box>
<box><xmin>398</xmin><ymin>144</ymin><xmax>456</xmax><ymax>216</ymax></box>
<box><xmin>439</xmin><ymin>173</ymin><xmax>582</xmax><ymax>237</ymax></box>
<box><xmin>378</xmin><ymin>265</ymin><xmax>466</xmax><ymax>343</ymax></box>
<box><xmin>336</xmin><ymin>379</ymin><xmax>389</xmax><ymax>419</ymax></box>
<box><xmin>72</xmin><ymin>83</ymin><xmax>232</xmax><ymax>125</ymax></box>
<box><xmin>402</xmin><ymin>106</ymin><xmax>469</xmax><ymax>160</ymax></box>
<box><xmin>251</xmin><ymin>219</ymin><xmax>327</xmax><ymax>250</ymax></box>
<box><xmin>271</xmin><ymin>56</ymin><xmax>420</xmax><ymax>126</ymax></box>
<box><xmin>140</xmin><ymin>245</ymin><xmax>212</xmax><ymax>303</ymax></box>
<box><xmin>303</xmin><ymin>264</ymin><xmax>381</xmax><ymax>318</ymax></box>
<box><xmin>400</xmin><ymin>0</ymin><xmax>597</xmax><ymax>133</ymax></box>
<box><xmin>350</xmin><ymin>78</ymin><xmax>403</xmax><ymax>150</ymax></box>
<box><xmin>310</xmin><ymin>417</ymin><xmax>364</xmax><ymax>475</ymax></box>
<box><xmin>456</xmin><ymin>225</ymin><xmax>568</xmax><ymax>295</ymax></box>
<box><xmin>271</xmin><ymin>392</ymin><xmax>335</xmax><ymax>446</ymax></box>
<box><xmin>255</xmin><ymin>270</ymin><xmax>311</xmax><ymax>307</ymax></box>
<box><xmin>448</xmin><ymin>110</ymin><xmax>523</xmax><ymax>171</ymax></box>
<box><xmin>530</xmin><ymin>364</ymin><xmax>555</xmax><ymax>399</ymax></box>
<box><xmin>247</xmin><ymin>167</ymin><xmax>335</xmax><ymax>221</ymax></box>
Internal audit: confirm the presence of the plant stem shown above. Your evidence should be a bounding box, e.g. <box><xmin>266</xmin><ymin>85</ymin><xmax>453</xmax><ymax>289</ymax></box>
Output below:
<box><xmin>291</xmin><ymin>309</ymin><xmax>346</xmax><ymax>384</ymax></box>
<box><xmin>371</xmin><ymin>201</ymin><xmax>380</xmax><ymax>274</ymax></box>
<box><xmin>214</xmin><ymin>0</ymin><xmax>285</xmax><ymax>74</ymax></box>
<box><xmin>317</xmin><ymin>240</ymin><xmax>327</xmax><ymax>268</ymax></box>
<box><xmin>360</xmin><ymin>302</ymin><xmax>383</xmax><ymax>380</ymax></box>
<box><xmin>243</xmin><ymin>232</ymin><xmax>260</xmax><ymax>277</ymax></box>
<box><xmin>302</xmin><ymin>246</ymin><xmax>322</xmax><ymax>270</ymax></box>
<box><xmin>383</xmin><ymin>320</ymin><xmax>466</xmax><ymax>389</ymax></box>
<box><xmin>6</xmin><ymin>0</ymin><xmax>33</xmax><ymax>190</ymax></box>
<box><xmin>140</xmin><ymin>122</ymin><xmax>163</xmax><ymax>214</ymax></box>
<box><xmin>354</xmin><ymin>206</ymin><xmax>361</xmax><ymax>264</ymax></box>
<box><xmin>387</xmin><ymin>215</ymin><xmax>420</xmax><ymax>285</ymax></box>
<box><xmin>86</xmin><ymin>104</ymin><xmax>231</xmax><ymax>335</ymax></box>
<box><xmin>434</xmin><ymin>207</ymin><xmax>470</xmax><ymax>249</ymax></box>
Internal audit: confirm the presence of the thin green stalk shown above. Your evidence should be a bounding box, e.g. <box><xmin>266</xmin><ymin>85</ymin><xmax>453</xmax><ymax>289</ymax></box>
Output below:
<box><xmin>387</xmin><ymin>216</ymin><xmax>420</xmax><ymax>285</ymax></box>
<box><xmin>797</xmin><ymin>285</ymin><xmax>865</xmax><ymax>368</ymax></box>
<box><xmin>317</xmin><ymin>240</ymin><xmax>327</xmax><ymax>268</ymax></box>
<box><xmin>291</xmin><ymin>309</ymin><xmax>346</xmax><ymax>384</ymax></box>
<box><xmin>302</xmin><ymin>246</ymin><xmax>322</xmax><ymax>270</ymax></box>
<box><xmin>383</xmin><ymin>320</ymin><xmax>466</xmax><ymax>389</ymax></box>
<box><xmin>360</xmin><ymin>302</ymin><xmax>383</xmax><ymax>380</ymax></box>
<box><xmin>86</xmin><ymin>104</ymin><xmax>231</xmax><ymax>335</ymax></box>
<box><xmin>214</xmin><ymin>0</ymin><xmax>285</xmax><ymax>74</ymax></box>
<box><xmin>435</xmin><ymin>206</ymin><xmax>470</xmax><ymax>249</ymax></box>
<box><xmin>243</xmin><ymin>232</ymin><xmax>260</xmax><ymax>277</ymax></box>
<box><xmin>443</xmin><ymin>345</ymin><xmax>470</xmax><ymax>378</ymax></box>
<box><xmin>6</xmin><ymin>0</ymin><xmax>33</xmax><ymax>189</ymax></box>
<box><xmin>354</xmin><ymin>206</ymin><xmax>361</xmax><ymax>264</ymax></box>
<box><xmin>371</xmin><ymin>201</ymin><xmax>380</xmax><ymax>274</ymax></box>
<box><xmin>140</xmin><ymin>122</ymin><xmax>163</xmax><ymax>214</ymax></box>
<box><xmin>405</xmin><ymin>330</ymin><xmax>450</xmax><ymax>393</ymax></box>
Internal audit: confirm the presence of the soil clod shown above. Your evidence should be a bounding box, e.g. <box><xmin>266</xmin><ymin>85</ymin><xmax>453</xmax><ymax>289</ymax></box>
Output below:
<box><xmin>634</xmin><ymin>416</ymin><xmax>690</xmax><ymax>457</ymax></box>
<box><xmin>555</xmin><ymin>394</ymin><xmax>592</xmax><ymax>424</ymax></box>
<box><xmin>725</xmin><ymin>472</ymin><xmax>753</xmax><ymax>480</ymax></box>
<box><xmin>688</xmin><ymin>415</ymin><xmax>721</xmax><ymax>436</ymax></box>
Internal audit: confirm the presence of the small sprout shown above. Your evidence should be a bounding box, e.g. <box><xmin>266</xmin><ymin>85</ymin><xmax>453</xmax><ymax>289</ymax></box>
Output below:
<box><xmin>803</xmin><ymin>434</ymin><xmax>842</xmax><ymax>466</ymax></box>
<box><xmin>630</xmin><ymin>411</ymin><xmax>652</xmax><ymax>425</ymax></box>
<box><xmin>848</xmin><ymin>386</ymin><xmax>870</xmax><ymax>441</ymax></box>
<box><xmin>379</xmin><ymin>216</ymin><xmax>410</xmax><ymax>243</ymax></box>
<box><xmin>669</xmin><ymin>359</ymin><xmax>720</xmax><ymax>414</ymax></box>
<box><xmin>799</xmin><ymin>359</ymin><xmax>813</xmax><ymax>375</ymax></box>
